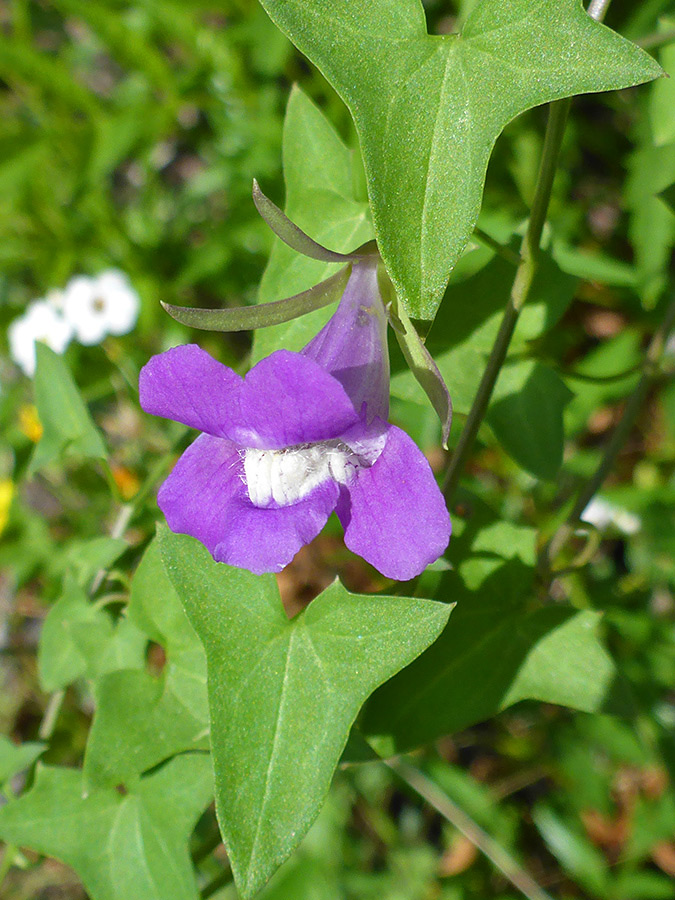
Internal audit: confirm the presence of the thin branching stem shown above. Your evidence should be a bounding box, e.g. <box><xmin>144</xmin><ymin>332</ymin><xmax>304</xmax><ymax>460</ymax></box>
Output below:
<box><xmin>638</xmin><ymin>28</ymin><xmax>675</xmax><ymax>51</ymax></box>
<box><xmin>472</xmin><ymin>227</ymin><xmax>520</xmax><ymax>266</ymax></box>
<box><xmin>387</xmin><ymin>759</ymin><xmax>554</xmax><ymax>900</ymax></box>
<box><xmin>37</xmin><ymin>690</ymin><xmax>65</xmax><ymax>741</ymax></box>
<box><xmin>443</xmin><ymin>0</ymin><xmax>613</xmax><ymax>504</ymax></box>
<box><xmin>32</xmin><ymin>428</ymin><xmax>185</xmax><ymax>751</ymax></box>
<box><xmin>541</xmin><ymin>290</ymin><xmax>675</xmax><ymax>571</ymax></box>
<box><xmin>443</xmin><ymin>98</ymin><xmax>570</xmax><ymax>504</ymax></box>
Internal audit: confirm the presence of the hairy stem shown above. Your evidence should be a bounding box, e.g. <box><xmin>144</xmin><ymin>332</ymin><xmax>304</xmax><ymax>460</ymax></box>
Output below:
<box><xmin>387</xmin><ymin>759</ymin><xmax>554</xmax><ymax>900</ymax></box>
<box><xmin>542</xmin><ymin>291</ymin><xmax>675</xmax><ymax>569</ymax></box>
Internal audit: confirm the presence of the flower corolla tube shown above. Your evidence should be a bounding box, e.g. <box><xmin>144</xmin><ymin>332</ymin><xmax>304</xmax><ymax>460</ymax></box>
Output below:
<box><xmin>140</xmin><ymin>258</ymin><xmax>450</xmax><ymax>580</ymax></box>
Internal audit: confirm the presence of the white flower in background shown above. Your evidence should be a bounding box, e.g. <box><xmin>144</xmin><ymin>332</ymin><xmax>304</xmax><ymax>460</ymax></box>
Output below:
<box><xmin>582</xmin><ymin>497</ymin><xmax>641</xmax><ymax>536</ymax></box>
<box><xmin>665</xmin><ymin>331</ymin><xmax>675</xmax><ymax>359</ymax></box>
<box><xmin>62</xmin><ymin>269</ymin><xmax>140</xmax><ymax>346</ymax></box>
<box><xmin>42</xmin><ymin>288</ymin><xmax>66</xmax><ymax>311</ymax></box>
<box><xmin>8</xmin><ymin>300</ymin><xmax>73</xmax><ymax>377</ymax></box>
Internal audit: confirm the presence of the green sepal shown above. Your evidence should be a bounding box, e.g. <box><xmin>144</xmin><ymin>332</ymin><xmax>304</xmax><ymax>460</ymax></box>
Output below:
<box><xmin>253</xmin><ymin>178</ymin><xmax>371</xmax><ymax>263</ymax></box>
<box><xmin>379</xmin><ymin>266</ymin><xmax>452</xmax><ymax>447</ymax></box>
<box><xmin>162</xmin><ymin>265</ymin><xmax>351</xmax><ymax>332</ymax></box>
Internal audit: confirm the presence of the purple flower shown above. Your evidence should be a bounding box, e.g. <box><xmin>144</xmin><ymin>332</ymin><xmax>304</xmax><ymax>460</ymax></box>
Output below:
<box><xmin>139</xmin><ymin>258</ymin><xmax>450</xmax><ymax>580</ymax></box>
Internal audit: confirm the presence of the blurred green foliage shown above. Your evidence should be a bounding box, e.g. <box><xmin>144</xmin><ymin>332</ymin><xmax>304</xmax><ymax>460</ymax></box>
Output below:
<box><xmin>1</xmin><ymin>1</ymin><xmax>675</xmax><ymax>899</ymax></box>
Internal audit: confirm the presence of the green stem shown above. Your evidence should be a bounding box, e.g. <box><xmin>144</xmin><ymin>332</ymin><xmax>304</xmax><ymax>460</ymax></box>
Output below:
<box><xmin>90</xmin><ymin>502</ymin><xmax>134</xmax><ymax>594</ymax></box>
<box><xmin>28</xmin><ymin>433</ymin><xmax>184</xmax><ymax>796</ymax></box>
<box><xmin>100</xmin><ymin>460</ymin><xmax>125</xmax><ymax>507</ymax></box>
<box><xmin>387</xmin><ymin>759</ymin><xmax>554</xmax><ymax>900</ymax></box>
<box><xmin>38</xmin><ymin>689</ymin><xmax>65</xmax><ymax>740</ymax></box>
<box><xmin>441</xmin><ymin>293</ymin><xmax>518</xmax><ymax>502</ymax></box>
<box><xmin>543</xmin><ymin>291</ymin><xmax>675</xmax><ymax>569</ymax></box>
<box><xmin>472</xmin><ymin>227</ymin><xmax>520</xmax><ymax>266</ymax></box>
<box><xmin>443</xmin><ymin>0</ymin><xmax>613</xmax><ymax>503</ymax></box>
<box><xmin>638</xmin><ymin>28</ymin><xmax>675</xmax><ymax>51</ymax></box>
<box><xmin>443</xmin><ymin>98</ymin><xmax>571</xmax><ymax>504</ymax></box>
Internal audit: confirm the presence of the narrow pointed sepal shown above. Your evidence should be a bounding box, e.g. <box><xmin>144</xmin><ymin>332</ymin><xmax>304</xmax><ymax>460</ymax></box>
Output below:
<box><xmin>161</xmin><ymin>266</ymin><xmax>351</xmax><ymax>333</ymax></box>
<box><xmin>253</xmin><ymin>179</ymin><xmax>371</xmax><ymax>263</ymax></box>
<box><xmin>379</xmin><ymin>267</ymin><xmax>453</xmax><ymax>448</ymax></box>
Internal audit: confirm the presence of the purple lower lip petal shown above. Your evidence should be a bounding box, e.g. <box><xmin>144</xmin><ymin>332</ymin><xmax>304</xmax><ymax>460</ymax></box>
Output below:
<box><xmin>214</xmin><ymin>478</ymin><xmax>341</xmax><ymax>574</ymax></box>
<box><xmin>336</xmin><ymin>424</ymin><xmax>451</xmax><ymax>581</ymax></box>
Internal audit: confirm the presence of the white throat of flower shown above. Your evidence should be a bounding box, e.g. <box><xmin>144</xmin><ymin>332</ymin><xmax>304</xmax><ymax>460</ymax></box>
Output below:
<box><xmin>242</xmin><ymin>440</ymin><xmax>365</xmax><ymax>508</ymax></box>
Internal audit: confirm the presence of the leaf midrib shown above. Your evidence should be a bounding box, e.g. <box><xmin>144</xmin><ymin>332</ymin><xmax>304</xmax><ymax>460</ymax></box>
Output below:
<box><xmin>245</xmin><ymin>632</ymin><xmax>294</xmax><ymax>883</ymax></box>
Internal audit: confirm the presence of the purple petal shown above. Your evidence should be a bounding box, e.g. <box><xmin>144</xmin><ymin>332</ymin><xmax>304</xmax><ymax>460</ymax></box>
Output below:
<box><xmin>340</xmin><ymin>416</ymin><xmax>389</xmax><ymax>466</ymax></box>
<box><xmin>337</xmin><ymin>425</ymin><xmax>451</xmax><ymax>580</ymax></box>
<box><xmin>158</xmin><ymin>433</ymin><xmax>244</xmax><ymax>556</ymax></box>
<box><xmin>139</xmin><ymin>344</ymin><xmax>242</xmax><ymax>437</ymax></box>
<box><xmin>233</xmin><ymin>350</ymin><xmax>360</xmax><ymax>449</ymax></box>
<box><xmin>302</xmin><ymin>259</ymin><xmax>390</xmax><ymax>421</ymax></box>
<box><xmin>214</xmin><ymin>480</ymin><xmax>340</xmax><ymax>574</ymax></box>
<box><xmin>158</xmin><ymin>432</ymin><xmax>340</xmax><ymax>575</ymax></box>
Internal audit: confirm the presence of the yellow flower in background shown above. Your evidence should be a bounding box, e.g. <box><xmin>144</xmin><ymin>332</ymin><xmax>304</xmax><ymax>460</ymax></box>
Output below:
<box><xmin>111</xmin><ymin>465</ymin><xmax>140</xmax><ymax>500</ymax></box>
<box><xmin>0</xmin><ymin>480</ymin><xmax>14</xmax><ymax>536</ymax></box>
<box><xmin>19</xmin><ymin>404</ymin><xmax>43</xmax><ymax>443</ymax></box>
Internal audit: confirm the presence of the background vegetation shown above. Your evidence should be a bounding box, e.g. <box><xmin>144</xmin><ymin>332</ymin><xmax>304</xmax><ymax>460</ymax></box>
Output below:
<box><xmin>1</xmin><ymin>1</ymin><xmax>675</xmax><ymax>898</ymax></box>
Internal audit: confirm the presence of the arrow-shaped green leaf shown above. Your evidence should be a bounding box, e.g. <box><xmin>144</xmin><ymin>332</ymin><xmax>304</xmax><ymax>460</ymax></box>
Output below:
<box><xmin>159</xmin><ymin>527</ymin><xmax>451</xmax><ymax>898</ymax></box>
<box><xmin>360</xmin><ymin>511</ymin><xmax>630</xmax><ymax>753</ymax></box>
<box><xmin>258</xmin><ymin>0</ymin><xmax>661</xmax><ymax>321</ymax></box>
<box><xmin>0</xmin><ymin>754</ymin><xmax>213</xmax><ymax>900</ymax></box>
<box><xmin>84</xmin><ymin>539</ymin><xmax>209</xmax><ymax>788</ymax></box>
